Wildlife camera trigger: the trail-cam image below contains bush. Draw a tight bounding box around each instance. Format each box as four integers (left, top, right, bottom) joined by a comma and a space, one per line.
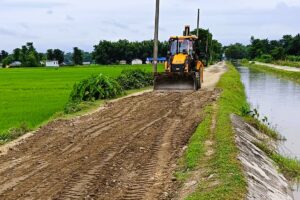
69, 74, 123, 103
241, 58, 249, 64
257, 54, 273, 63
286, 55, 300, 62
116, 69, 153, 90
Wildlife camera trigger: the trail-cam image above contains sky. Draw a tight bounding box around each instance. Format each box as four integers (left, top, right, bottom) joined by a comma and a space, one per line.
0, 0, 300, 52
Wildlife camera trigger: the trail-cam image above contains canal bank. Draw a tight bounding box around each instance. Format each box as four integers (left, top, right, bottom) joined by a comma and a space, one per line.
176, 62, 297, 199
236, 63, 300, 199
242, 62, 300, 84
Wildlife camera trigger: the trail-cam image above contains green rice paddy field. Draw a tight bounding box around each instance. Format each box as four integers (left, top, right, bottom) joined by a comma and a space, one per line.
0, 65, 161, 137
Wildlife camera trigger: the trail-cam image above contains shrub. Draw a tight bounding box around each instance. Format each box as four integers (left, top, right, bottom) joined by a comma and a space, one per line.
69, 74, 123, 103
286, 55, 300, 62
116, 69, 153, 90
241, 58, 249, 64
257, 54, 273, 63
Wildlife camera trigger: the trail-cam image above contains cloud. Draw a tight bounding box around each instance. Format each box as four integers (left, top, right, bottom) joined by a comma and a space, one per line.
0, 27, 17, 36
102, 20, 129, 30
0, 0, 300, 52
0, 27, 38, 39
47, 10, 53, 15
0, 1, 66, 9
66, 15, 74, 21
19, 23, 30, 30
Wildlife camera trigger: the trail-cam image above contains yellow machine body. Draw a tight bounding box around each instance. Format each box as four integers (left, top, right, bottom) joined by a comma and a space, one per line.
154, 30, 205, 91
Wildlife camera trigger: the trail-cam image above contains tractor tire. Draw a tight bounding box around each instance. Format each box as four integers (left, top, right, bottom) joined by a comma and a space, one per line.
194, 72, 201, 91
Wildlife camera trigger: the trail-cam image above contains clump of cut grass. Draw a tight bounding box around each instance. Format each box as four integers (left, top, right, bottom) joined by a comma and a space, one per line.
65, 69, 154, 114
116, 69, 153, 90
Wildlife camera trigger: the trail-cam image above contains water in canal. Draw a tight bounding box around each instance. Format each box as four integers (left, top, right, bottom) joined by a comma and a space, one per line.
237, 65, 300, 198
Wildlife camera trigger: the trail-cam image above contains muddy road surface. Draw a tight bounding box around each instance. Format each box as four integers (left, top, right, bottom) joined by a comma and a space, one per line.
0, 63, 225, 200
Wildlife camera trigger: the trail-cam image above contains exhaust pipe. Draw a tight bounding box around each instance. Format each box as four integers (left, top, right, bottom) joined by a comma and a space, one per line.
184, 26, 190, 36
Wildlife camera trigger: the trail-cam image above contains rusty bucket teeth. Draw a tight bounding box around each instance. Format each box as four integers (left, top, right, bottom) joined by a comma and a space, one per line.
154, 73, 195, 91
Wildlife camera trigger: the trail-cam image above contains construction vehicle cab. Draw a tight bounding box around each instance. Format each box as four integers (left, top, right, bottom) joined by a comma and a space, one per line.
154, 26, 205, 91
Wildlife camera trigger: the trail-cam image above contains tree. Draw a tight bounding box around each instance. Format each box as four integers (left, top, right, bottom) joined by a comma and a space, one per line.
64, 52, 73, 65
191, 28, 212, 64
93, 40, 169, 65
14, 42, 41, 67
26, 51, 40, 67
225, 43, 248, 60
83, 51, 93, 62
13, 48, 21, 61
53, 49, 64, 64
73, 47, 83, 65
0, 50, 9, 62
2, 55, 13, 68
271, 47, 285, 60
47, 49, 54, 60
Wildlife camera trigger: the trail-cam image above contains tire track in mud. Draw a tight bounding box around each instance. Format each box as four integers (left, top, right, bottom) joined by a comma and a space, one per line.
0, 90, 218, 200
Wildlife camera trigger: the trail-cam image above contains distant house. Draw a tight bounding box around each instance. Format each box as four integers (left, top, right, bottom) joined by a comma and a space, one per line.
9, 61, 22, 68
46, 61, 59, 67
146, 57, 167, 64
83, 62, 91, 65
131, 59, 143, 65
119, 60, 127, 65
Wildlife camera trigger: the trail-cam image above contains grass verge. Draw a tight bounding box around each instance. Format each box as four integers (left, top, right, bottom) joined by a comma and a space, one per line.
179, 62, 248, 199
0, 123, 31, 144
242, 62, 300, 84
272, 60, 300, 68
243, 116, 283, 140
255, 142, 300, 182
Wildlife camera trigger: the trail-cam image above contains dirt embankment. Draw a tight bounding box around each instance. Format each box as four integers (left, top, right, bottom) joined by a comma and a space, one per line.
0, 63, 226, 200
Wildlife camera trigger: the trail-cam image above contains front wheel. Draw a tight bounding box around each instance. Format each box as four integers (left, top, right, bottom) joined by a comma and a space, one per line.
194, 72, 201, 91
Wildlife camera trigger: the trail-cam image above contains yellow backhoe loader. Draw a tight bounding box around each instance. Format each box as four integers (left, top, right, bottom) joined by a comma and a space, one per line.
154, 26, 205, 91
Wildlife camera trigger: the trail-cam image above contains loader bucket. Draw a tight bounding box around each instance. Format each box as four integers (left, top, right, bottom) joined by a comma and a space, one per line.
154, 73, 196, 91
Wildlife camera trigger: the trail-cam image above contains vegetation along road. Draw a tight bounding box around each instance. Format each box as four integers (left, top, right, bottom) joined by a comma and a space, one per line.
254, 61, 300, 72
0, 63, 226, 199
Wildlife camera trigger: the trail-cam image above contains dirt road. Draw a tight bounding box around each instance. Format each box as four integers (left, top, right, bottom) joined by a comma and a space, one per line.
0, 63, 226, 200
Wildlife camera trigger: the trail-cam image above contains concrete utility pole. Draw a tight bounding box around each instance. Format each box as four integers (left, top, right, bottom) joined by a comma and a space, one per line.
153, 0, 160, 73
197, 9, 200, 38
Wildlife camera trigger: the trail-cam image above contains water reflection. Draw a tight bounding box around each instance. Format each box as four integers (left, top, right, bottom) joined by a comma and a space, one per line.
237, 66, 300, 198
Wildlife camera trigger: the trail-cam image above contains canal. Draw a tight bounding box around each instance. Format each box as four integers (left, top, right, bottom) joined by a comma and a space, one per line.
237, 65, 300, 198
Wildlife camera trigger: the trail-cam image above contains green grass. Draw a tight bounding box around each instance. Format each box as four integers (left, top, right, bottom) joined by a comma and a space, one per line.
244, 117, 283, 140
273, 60, 300, 68
243, 62, 300, 84
185, 106, 213, 170
255, 142, 300, 182
182, 62, 247, 199
0, 64, 162, 140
